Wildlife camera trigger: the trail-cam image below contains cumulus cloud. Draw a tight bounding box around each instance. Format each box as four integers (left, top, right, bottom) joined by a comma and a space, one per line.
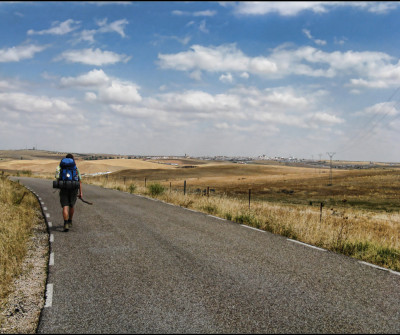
0, 92, 72, 114
60, 69, 110, 88
159, 43, 399, 85
348, 60, 400, 88
309, 112, 345, 125
219, 72, 233, 84
27, 19, 80, 35
56, 48, 131, 66
357, 101, 400, 117
60, 69, 142, 104
232, 2, 331, 16
158, 44, 277, 76
98, 81, 142, 104
0, 44, 47, 62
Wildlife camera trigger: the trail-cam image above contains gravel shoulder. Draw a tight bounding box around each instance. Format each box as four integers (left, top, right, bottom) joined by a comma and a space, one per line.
0, 209, 48, 334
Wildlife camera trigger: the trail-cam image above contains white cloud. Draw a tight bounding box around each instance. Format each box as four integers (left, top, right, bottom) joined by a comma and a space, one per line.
158, 43, 399, 85
56, 48, 131, 66
106, 85, 333, 134
240, 72, 249, 79
60, 69, 110, 88
219, 72, 233, 84
309, 112, 345, 125
0, 92, 72, 114
194, 10, 217, 17
60, 69, 142, 104
98, 81, 142, 104
233, 2, 330, 16
357, 102, 400, 117
73, 19, 129, 44
27, 19, 80, 35
172, 9, 217, 17
199, 20, 209, 33
75, 29, 97, 44
302, 29, 327, 46
158, 44, 277, 76
232, 2, 400, 16
96, 18, 129, 37
0, 44, 47, 62
150, 90, 241, 114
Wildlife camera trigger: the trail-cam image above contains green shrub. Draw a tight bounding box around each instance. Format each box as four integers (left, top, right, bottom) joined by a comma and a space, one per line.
148, 183, 165, 196
234, 213, 261, 228
202, 204, 218, 214
225, 212, 233, 221
128, 184, 137, 194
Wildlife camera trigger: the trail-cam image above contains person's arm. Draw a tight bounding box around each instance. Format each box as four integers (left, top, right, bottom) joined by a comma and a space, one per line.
55, 165, 60, 179
77, 168, 82, 198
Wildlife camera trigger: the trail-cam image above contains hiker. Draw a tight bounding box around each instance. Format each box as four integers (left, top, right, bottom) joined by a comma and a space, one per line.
55, 154, 82, 232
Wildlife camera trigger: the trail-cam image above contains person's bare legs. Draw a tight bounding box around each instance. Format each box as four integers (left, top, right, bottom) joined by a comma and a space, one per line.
62, 206, 74, 220
62, 206, 74, 231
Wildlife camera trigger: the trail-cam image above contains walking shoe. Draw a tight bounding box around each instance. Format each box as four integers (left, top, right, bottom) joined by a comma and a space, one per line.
63, 222, 69, 232
68, 219, 72, 227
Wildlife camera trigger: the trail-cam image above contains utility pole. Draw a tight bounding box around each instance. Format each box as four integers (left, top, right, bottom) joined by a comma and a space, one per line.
326, 152, 336, 186
318, 153, 323, 174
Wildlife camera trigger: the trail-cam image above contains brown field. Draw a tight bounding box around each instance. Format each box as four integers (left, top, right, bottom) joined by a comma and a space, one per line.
96, 163, 400, 213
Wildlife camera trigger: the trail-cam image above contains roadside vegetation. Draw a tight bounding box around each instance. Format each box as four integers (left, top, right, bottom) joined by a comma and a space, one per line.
0, 175, 44, 326
86, 169, 400, 272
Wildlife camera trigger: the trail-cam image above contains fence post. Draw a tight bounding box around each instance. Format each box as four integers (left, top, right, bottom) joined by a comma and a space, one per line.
320, 202, 324, 223
249, 189, 251, 210
170, 182, 172, 194
184, 180, 186, 195
145, 177, 147, 187
207, 186, 210, 197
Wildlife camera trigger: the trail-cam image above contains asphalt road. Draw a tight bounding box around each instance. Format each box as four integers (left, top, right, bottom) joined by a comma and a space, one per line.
14, 177, 400, 334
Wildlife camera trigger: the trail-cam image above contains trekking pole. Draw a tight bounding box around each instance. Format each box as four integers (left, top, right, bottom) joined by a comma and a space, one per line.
79, 196, 93, 205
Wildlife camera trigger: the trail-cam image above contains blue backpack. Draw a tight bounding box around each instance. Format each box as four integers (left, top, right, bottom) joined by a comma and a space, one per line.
59, 158, 79, 182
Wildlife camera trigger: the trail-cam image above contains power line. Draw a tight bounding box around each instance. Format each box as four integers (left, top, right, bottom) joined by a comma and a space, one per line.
334, 86, 400, 156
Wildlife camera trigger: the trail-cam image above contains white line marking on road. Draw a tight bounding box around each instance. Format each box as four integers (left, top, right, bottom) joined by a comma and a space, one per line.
50, 234, 54, 243
46, 213, 50, 218
207, 215, 226, 221
240, 224, 266, 233
48, 222, 52, 228
44, 284, 53, 308
49, 252, 54, 266
287, 239, 326, 251
358, 261, 400, 276
185, 208, 198, 213
41, 201, 44, 205
38, 197, 42, 201
43, 207, 47, 211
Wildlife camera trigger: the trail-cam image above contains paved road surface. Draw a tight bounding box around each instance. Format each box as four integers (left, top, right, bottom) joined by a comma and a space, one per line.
14, 177, 400, 333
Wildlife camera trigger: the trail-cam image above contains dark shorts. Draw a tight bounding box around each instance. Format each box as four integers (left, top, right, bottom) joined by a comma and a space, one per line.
59, 189, 78, 208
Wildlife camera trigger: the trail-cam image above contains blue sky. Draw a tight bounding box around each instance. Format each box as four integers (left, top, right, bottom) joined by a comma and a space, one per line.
1, 1, 400, 162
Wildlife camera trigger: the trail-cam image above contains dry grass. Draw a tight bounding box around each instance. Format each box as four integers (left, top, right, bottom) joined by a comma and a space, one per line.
0, 176, 42, 303
87, 169, 400, 271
